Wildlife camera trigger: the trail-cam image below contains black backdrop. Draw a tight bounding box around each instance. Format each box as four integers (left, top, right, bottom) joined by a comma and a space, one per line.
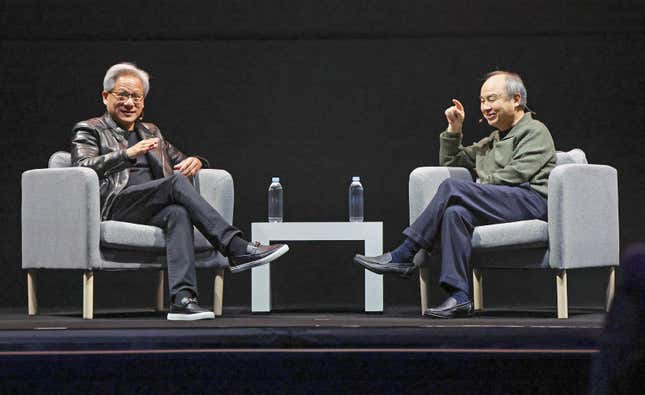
2, 1, 644, 312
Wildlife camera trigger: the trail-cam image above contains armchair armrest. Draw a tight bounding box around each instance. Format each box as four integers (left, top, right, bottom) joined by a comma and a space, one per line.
194, 169, 234, 223
409, 167, 472, 224
22, 167, 101, 270
547, 164, 619, 269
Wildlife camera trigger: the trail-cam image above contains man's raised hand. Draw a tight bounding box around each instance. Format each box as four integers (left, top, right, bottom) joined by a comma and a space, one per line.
126, 137, 159, 159
444, 99, 465, 135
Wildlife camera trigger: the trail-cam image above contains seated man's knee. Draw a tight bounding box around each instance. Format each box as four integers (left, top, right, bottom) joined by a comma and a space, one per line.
439, 177, 469, 189
444, 205, 471, 221
170, 172, 193, 188
165, 204, 190, 221
437, 178, 471, 196
171, 172, 189, 182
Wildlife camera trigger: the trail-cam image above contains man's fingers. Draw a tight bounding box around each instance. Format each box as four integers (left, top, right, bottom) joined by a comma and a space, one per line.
186, 159, 201, 176
144, 138, 159, 151
175, 160, 188, 171
183, 161, 198, 176
452, 99, 464, 111
446, 107, 462, 120
183, 161, 196, 175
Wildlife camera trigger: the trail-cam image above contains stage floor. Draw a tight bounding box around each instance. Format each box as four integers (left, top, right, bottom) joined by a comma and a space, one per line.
0, 308, 606, 393
0, 306, 605, 328
0, 307, 604, 351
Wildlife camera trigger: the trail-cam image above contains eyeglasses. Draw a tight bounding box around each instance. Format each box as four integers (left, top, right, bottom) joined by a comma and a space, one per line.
479, 94, 508, 105
110, 91, 144, 104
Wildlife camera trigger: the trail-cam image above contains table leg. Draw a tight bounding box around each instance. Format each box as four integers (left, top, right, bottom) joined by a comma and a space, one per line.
251, 236, 271, 312
364, 237, 383, 312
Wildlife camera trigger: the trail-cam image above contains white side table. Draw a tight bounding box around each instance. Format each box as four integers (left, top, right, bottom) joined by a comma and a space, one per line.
251, 222, 383, 312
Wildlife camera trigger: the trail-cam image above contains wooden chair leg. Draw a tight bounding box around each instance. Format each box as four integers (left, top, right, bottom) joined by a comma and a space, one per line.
419, 267, 430, 315
472, 269, 483, 311
606, 266, 616, 312
214, 269, 225, 317
155, 270, 165, 311
27, 270, 38, 315
556, 269, 568, 319
83, 271, 94, 319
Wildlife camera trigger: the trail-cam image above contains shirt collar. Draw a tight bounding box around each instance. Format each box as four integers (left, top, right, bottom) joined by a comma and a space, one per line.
495, 112, 532, 141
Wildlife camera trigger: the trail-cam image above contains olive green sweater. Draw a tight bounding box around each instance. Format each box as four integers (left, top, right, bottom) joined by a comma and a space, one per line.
439, 113, 556, 197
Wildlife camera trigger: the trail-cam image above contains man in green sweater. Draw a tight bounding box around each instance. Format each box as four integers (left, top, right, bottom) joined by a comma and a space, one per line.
354, 71, 556, 318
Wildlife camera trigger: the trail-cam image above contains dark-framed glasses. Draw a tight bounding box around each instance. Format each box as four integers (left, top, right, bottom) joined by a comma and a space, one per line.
110, 91, 144, 104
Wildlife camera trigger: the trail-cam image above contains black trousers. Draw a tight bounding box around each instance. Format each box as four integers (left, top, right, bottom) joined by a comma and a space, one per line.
403, 178, 548, 294
108, 173, 241, 301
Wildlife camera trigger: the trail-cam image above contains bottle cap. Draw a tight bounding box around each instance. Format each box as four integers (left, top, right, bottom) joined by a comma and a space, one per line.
352, 176, 360, 181
272, 177, 280, 182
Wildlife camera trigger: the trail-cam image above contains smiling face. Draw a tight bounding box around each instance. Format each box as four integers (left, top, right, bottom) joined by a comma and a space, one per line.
102, 73, 145, 131
479, 74, 522, 131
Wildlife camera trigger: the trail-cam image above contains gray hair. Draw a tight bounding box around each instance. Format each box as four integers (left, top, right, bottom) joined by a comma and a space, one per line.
103, 62, 150, 97
485, 71, 528, 109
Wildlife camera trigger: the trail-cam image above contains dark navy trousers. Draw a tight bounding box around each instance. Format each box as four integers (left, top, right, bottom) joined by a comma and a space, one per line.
108, 173, 241, 301
403, 178, 548, 294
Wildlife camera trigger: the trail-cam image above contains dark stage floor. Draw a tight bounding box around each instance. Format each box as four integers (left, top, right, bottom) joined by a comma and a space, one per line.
0, 307, 604, 349
0, 308, 607, 394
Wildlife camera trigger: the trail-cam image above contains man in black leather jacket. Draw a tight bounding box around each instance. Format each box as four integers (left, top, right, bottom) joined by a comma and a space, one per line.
71, 63, 289, 320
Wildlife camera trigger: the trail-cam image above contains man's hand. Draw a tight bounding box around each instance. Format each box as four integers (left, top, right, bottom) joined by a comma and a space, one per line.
126, 137, 159, 159
444, 99, 465, 135
174, 157, 202, 177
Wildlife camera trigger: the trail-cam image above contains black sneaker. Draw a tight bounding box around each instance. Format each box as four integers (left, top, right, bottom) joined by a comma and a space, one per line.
167, 297, 215, 321
229, 242, 289, 273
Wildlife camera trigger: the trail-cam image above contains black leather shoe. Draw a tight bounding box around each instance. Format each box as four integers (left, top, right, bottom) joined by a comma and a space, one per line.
167, 297, 215, 321
353, 253, 417, 278
229, 242, 289, 273
423, 296, 473, 319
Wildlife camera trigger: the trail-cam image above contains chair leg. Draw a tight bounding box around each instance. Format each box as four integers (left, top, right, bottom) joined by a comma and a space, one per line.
155, 270, 165, 311
606, 267, 616, 312
472, 269, 483, 311
83, 271, 94, 320
419, 267, 430, 314
556, 269, 568, 319
27, 270, 38, 315
214, 269, 225, 317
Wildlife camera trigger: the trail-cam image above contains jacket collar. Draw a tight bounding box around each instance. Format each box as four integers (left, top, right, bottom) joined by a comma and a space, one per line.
103, 112, 151, 139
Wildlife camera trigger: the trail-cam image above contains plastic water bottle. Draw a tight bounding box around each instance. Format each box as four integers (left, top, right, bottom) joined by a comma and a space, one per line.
268, 177, 283, 223
349, 176, 364, 222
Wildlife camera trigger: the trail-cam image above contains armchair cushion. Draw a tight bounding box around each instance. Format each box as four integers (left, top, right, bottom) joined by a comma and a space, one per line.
472, 219, 548, 250
100, 221, 212, 252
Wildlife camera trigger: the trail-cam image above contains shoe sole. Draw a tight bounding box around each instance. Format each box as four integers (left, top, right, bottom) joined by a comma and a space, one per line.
353, 256, 416, 279
167, 311, 215, 321
423, 306, 473, 319
230, 244, 290, 274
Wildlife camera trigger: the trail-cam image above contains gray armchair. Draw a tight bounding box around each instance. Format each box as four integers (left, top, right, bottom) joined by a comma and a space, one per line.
409, 149, 619, 318
22, 151, 234, 319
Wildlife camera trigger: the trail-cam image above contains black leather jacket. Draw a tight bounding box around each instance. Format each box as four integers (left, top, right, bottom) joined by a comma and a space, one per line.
71, 113, 209, 219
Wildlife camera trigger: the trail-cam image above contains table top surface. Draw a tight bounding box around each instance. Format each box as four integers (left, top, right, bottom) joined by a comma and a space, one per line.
251, 221, 383, 241
252, 221, 382, 225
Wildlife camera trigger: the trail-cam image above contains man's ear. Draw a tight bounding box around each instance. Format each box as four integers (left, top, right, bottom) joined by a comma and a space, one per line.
101, 91, 109, 106
513, 93, 522, 110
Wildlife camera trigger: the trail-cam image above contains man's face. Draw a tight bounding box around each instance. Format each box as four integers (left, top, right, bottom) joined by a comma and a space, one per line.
102, 74, 145, 131
479, 74, 519, 131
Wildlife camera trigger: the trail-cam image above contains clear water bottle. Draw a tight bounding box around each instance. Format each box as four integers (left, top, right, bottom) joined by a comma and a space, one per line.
268, 177, 283, 223
349, 176, 364, 222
